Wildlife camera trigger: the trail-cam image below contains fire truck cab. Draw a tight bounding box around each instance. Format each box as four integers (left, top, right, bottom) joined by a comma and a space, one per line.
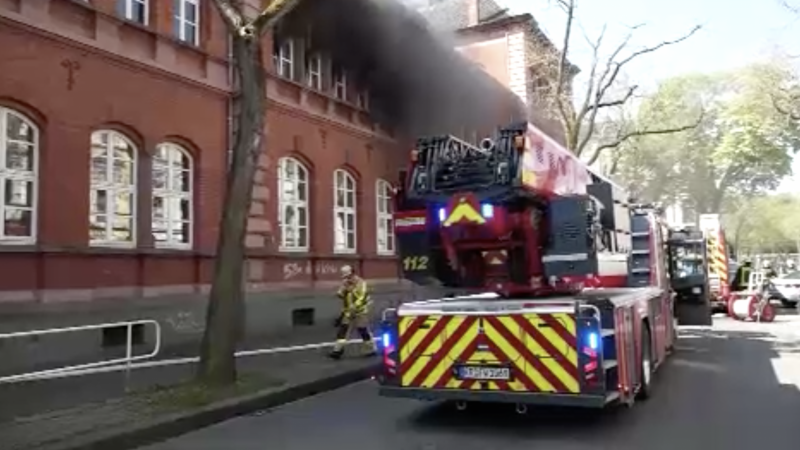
377, 122, 708, 410
667, 226, 713, 325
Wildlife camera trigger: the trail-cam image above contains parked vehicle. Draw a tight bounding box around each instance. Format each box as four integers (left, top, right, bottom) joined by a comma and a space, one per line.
768, 271, 800, 308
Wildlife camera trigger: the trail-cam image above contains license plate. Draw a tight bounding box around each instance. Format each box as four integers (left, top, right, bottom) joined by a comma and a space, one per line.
456, 365, 511, 381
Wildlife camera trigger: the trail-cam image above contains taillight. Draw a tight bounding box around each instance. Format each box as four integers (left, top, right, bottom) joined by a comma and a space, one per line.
581, 322, 602, 387
380, 330, 398, 376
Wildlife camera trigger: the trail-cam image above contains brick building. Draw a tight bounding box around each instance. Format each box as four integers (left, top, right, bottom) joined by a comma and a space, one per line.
0, 0, 577, 373
0, 0, 405, 304
416, 0, 576, 143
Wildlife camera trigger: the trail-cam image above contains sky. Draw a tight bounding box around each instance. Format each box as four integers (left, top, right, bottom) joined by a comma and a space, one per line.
499, 0, 800, 192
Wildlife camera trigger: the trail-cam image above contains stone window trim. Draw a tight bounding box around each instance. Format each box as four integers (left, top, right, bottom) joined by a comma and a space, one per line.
152, 142, 193, 250
376, 179, 394, 255
118, 0, 149, 26
332, 65, 347, 101
333, 169, 357, 254
173, 0, 200, 46
273, 38, 295, 80
89, 130, 138, 248
277, 156, 309, 252
0, 107, 38, 244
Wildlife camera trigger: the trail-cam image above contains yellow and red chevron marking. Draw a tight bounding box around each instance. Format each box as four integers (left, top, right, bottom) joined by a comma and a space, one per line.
707, 235, 729, 282
397, 314, 580, 393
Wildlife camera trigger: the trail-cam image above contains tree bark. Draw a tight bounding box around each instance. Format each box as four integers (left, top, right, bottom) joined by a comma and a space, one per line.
197, 34, 266, 386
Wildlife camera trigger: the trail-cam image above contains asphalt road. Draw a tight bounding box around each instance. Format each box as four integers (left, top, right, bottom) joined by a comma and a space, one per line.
145, 313, 800, 450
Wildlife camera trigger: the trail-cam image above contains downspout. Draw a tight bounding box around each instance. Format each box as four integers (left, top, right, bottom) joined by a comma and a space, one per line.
504, 30, 512, 121
226, 34, 234, 167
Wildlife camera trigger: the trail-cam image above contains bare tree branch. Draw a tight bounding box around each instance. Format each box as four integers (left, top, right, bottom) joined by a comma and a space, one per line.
587, 24, 700, 120
572, 24, 606, 146
588, 85, 638, 111
585, 111, 705, 165
209, 0, 246, 31
553, 0, 576, 141
211, 0, 304, 38
543, 7, 700, 158
782, 0, 800, 14
249, 0, 305, 36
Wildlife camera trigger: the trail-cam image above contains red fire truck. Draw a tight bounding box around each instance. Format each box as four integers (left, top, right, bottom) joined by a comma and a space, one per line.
376, 121, 710, 410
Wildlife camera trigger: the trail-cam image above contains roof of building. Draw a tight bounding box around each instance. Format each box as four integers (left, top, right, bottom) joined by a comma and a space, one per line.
413, 0, 510, 31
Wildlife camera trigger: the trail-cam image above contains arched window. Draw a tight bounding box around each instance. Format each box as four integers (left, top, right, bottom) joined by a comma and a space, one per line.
90, 130, 136, 246
333, 169, 356, 253
278, 157, 309, 251
376, 179, 394, 254
153, 143, 192, 248
0, 107, 38, 242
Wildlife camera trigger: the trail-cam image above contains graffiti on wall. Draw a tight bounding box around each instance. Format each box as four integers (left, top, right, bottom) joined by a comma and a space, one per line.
282, 261, 345, 280
164, 311, 203, 334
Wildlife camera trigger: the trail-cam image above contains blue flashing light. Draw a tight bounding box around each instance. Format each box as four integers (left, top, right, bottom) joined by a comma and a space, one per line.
587, 332, 599, 350
481, 203, 494, 218
382, 332, 391, 349
438, 208, 446, 222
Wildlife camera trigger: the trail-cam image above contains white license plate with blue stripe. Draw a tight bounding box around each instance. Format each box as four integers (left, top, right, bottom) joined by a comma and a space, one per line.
457, 365, 510, 380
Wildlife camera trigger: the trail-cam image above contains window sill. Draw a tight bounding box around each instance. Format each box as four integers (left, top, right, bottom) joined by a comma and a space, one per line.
279, 246, 309, 253
0, 238, 35, 246
90, 241, 136, 249
333, 249, 357, 255
270, 73, 374, 115
154, 243, 193, 251
376, 251, 396, 257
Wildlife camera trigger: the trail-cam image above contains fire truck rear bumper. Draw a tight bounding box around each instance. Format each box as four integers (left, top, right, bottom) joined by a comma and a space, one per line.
378, 385, 610, 408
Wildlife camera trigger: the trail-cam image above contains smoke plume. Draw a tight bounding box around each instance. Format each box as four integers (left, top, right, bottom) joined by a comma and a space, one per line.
280, 0, 527, 140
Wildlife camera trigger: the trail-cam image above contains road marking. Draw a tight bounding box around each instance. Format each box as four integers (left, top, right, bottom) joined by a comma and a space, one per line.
671, 358, 726, 373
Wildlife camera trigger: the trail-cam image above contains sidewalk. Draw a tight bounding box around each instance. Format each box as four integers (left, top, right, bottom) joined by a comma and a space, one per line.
0, 282, 441, 377
0, 326, 379, 450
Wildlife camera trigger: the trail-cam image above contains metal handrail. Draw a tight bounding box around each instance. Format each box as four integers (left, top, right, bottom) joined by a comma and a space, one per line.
381, 308, 398, 322
0, 319, 162, 384
0, 336, 376, 383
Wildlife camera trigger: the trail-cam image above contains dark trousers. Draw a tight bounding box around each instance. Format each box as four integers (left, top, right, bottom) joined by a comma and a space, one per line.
332, 313, 375, 353
335, 323, 373, 342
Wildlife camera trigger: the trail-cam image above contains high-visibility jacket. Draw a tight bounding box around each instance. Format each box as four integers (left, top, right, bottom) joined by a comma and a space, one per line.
337, 276, 371, 317
732, 265, 751, 291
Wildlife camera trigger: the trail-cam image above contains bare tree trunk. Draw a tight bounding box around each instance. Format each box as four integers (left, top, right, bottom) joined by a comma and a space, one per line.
197, 34, 266, 386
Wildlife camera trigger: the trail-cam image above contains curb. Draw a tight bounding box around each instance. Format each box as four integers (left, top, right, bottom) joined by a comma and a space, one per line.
44, 363, 379, 450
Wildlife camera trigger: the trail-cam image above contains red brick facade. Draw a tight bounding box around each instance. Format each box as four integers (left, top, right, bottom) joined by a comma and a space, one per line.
0, 0, 403, 303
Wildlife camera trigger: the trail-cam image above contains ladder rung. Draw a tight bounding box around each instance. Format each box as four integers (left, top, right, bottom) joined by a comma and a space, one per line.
631, 249, 650, 255
631, 232, 649, 237
601, 329, 615, 337
631, 268, 650, 273
603, 359, 618, 370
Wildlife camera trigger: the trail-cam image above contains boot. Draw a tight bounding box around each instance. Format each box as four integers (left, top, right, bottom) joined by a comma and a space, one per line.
328, 348, 344, 360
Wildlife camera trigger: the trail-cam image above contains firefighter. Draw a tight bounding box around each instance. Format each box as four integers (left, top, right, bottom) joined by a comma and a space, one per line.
762, 261, 778, 279
329, 265, 377, 360
732, 259, 752, 291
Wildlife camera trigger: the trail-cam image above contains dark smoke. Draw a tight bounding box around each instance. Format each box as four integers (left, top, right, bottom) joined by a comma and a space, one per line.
280, 0, 527, 140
